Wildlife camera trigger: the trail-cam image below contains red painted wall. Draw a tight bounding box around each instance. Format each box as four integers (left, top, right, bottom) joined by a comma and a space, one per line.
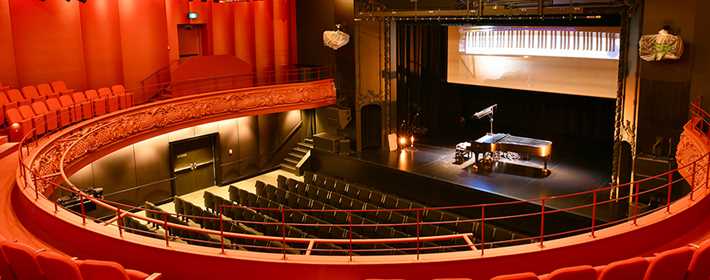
9, 0, 87, 89
0, 0, 18, 88
212, 3, 235, 56
118, 0, 169, 90
234, 1, 255, 70
273, 0, 291, 67
80, 0, 124, 89
253, 0, 275, 79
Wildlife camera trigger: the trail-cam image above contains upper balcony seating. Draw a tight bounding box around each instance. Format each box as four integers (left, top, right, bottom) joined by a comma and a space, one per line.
492, 241, 710, 280
111, 85, 134, 109
71, 91, 94, 120
18, 104, 46, 136
6, 89, 26, 105
59, 94, 83, 122
45, 97, 72, 128
21, 86, 43, 102
5, 107, 33, 139
84, 90, 107, 116
36, 84, 58, 98
32, 101, 59, 132
98, 88, 120, 113
50, 81, 74, 95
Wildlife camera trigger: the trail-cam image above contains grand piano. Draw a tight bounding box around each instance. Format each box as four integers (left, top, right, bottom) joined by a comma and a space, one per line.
465, 133, 552, 176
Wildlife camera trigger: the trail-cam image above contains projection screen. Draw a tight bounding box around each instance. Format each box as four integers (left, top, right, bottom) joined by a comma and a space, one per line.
447, 25, 621, 99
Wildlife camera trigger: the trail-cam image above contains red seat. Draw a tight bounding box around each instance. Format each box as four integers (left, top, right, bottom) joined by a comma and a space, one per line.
85, 90, 107, 116
46, 97, 72, 127
5, 107, 32, 141
21, 86, 43, 102
686, 240, 710, 280
541, 265, 596, 280
598, 257, 649, 280
644, 246, 694, 280
36, 251, 83, 280
0, 91, 10, 125
19, 104, 46, 136
0, 241, 45, 280
72, 91, 94, 120
59, 94, 83, 122
51, 80, 74, 95
491, 272, 540, 280
78, 260, 132, 280
6, 89, 26, 104
32, 101, 58, 132
99, 88, 120, 112
111, 84, 133, 109
0, 241, 15, 280
37, 83, 58, 97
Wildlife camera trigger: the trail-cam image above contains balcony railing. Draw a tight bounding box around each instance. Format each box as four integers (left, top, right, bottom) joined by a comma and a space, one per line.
16, 101, 710, 259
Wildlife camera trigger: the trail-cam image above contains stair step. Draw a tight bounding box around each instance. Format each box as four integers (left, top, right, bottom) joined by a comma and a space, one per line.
298, 142, 314, 149
284, 158, 299, 165
304, 138, 314, 143
280, 163, 297, 174
288, 152, 304, 158
293, 147, 309, 154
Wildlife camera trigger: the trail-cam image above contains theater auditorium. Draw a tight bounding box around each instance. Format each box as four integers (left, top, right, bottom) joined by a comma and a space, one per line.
0, 0, 709, 279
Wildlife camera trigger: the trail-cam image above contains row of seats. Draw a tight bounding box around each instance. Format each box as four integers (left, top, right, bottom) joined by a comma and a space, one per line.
491, 239, 710, 280
142, 201, 222, 248
1, 82, 134, 141
0, 240, 160, 280
294, 173, 523, 244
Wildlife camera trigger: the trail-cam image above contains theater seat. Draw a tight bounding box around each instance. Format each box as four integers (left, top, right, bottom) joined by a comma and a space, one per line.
5, 107, 33, 140
111, 84, 134, 109
78, 259, 133, 280
21, 86, 43, 102
6, 89, 26, 104
19, 104, 46, 136
99, 87, 120, 112
36, 251, 83, 280
51, 80, 74, 94
0, 241, 45, 280
0, 91, 10, 125
72, 91, 94, 120
597, 257, 649, 280
686, 241, 710, 280
46, 97, 72, 127
491, 272, 540, 280
643, 246, 694, 280
0, 242, 15, 280
84, 89, 107, 116
60, 94, 83, 122
37, 83, 58, 98
541, 265, 596, 280
32, 101, 58, 131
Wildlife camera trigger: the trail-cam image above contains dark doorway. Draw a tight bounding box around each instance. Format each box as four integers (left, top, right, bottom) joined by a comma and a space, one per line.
169, 134, 217, 196
178, 24, 207, 60
361, 104, 382, 150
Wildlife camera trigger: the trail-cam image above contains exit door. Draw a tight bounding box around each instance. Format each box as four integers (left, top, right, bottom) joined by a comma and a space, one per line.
169, 134, 217, 196
178, 24, 206, 60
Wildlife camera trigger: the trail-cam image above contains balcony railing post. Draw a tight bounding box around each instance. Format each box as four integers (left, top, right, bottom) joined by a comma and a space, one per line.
705, 153, 710, 190
591, 191, 597, 238
31, 170, 38, 200
79, 193, 86, 225
539, 198, 545, 248
281, 207, 287, 260
480, 206, 485, 256
163, 213, 169, 247
348, 212, 353, 262
117, 208, 123, 237
666, 172, 674, 213
416, 209, 421, 260
220, 205, 225, 254
691, 161, 697, 201
633, 182, 640, 225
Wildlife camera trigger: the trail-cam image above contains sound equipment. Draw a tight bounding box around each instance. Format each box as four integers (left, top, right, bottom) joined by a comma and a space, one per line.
317, 106, 352, 132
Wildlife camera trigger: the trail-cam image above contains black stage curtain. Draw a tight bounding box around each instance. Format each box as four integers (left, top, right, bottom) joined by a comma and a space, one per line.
396, 23, 615, 150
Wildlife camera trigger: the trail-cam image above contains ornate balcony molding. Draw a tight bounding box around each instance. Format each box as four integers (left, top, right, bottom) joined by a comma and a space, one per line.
30, 79, 336, 195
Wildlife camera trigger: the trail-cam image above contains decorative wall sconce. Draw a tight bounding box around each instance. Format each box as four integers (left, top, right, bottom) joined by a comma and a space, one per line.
323, 24, 350, 50
639, 29, 684, 62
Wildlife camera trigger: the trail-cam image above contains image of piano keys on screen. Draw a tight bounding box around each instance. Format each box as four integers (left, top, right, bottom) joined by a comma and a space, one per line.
467, 133, 552, 178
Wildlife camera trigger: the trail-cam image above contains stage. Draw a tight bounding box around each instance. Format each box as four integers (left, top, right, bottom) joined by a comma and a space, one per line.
311, 141, 636, 236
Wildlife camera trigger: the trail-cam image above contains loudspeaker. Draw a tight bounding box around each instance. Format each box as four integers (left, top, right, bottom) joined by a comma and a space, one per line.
317, 106, 352, 133
313, 132, 339, 153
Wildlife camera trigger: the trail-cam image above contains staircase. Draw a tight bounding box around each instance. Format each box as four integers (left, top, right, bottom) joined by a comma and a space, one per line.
280, 138, 313, 176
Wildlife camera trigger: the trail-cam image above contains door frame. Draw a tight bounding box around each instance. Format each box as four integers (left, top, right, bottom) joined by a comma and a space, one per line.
168, 133, 219, 197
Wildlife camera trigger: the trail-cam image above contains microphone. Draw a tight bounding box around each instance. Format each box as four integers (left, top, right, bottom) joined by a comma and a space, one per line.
473, 104, 497, 119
